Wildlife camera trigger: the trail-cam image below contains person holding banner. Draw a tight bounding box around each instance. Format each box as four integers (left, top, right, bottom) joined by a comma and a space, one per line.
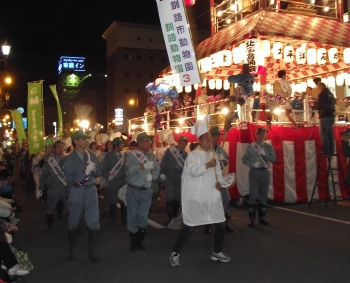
64, 130, 102, 263
39, 140, 68, 232
101, 137, 127, 225
125, 132, 160, 251
160, 136, 188, 223
169, 115, 230, 267
242, 127, 276, 228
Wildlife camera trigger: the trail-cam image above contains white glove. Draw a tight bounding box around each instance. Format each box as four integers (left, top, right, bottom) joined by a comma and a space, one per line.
144, 161, 154, 169
160, 174, 166, 181
108, 175, 113, 181
252, 162, 261, 168
85, 162, 96, 175
218, 154, 226, 161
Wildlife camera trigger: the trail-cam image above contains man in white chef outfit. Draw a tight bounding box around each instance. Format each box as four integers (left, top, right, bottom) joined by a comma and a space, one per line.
169, 114, 231, 267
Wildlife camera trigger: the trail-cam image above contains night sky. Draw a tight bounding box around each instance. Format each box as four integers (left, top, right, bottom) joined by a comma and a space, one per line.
0, 0, 211, 108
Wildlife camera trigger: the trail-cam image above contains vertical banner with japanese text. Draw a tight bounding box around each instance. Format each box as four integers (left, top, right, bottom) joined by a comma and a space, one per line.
49, 85, 63, 136
11, 110, 26, 141
156, 0, 200, 86
27, 82, 44, 155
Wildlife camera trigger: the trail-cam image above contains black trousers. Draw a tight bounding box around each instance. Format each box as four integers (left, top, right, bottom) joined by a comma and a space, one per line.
0, 241, 17, 269
173, 221, 225, 254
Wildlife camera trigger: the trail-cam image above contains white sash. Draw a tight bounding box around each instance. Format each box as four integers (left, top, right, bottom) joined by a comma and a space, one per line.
109, 152, 124, 180
169, 146, 185, 169
48, 156, 67, 186
130, 150, 149, 164
250, 142, 269, 168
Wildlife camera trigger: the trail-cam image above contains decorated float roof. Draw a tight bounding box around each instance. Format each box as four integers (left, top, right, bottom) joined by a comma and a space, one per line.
160, 10, 350, 82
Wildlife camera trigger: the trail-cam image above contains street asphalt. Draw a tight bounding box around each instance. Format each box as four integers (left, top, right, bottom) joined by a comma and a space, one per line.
9, 171, 350, 283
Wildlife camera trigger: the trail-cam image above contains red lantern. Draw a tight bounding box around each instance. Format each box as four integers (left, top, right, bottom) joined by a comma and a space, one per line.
185, 0, 195, 6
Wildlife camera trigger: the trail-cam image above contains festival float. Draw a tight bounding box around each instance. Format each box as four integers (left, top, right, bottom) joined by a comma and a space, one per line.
129, 0, 350, 203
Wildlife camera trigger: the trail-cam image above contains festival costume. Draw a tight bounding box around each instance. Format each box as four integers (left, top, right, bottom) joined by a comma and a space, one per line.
272, 78, 293, 122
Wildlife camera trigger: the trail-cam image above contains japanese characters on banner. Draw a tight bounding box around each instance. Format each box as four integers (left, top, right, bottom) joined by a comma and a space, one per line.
246, 38, 258, 73
27, 82, 44, 155
156, 0, 201, 86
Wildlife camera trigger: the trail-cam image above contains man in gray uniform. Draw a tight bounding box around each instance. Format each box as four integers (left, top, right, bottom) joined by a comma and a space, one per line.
125, 132, 160, 251
206, 126, 234, 234
101, 137, 127, 224
160, 136, 188, 223
242, 128, 276, 227
39, 140, 68, 232
64, 130, 102, 262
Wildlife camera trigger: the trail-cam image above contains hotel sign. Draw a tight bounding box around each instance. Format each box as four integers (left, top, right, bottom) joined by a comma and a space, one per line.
58, 56, 85, 74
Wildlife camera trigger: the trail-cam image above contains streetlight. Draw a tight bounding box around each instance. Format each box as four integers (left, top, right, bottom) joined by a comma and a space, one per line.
1, 39, 10, 68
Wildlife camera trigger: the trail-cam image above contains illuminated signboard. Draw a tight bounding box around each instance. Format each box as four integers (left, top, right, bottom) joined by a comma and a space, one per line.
12, 117, 27, 129
114, 108, 123, 126
58, 56, 85, 74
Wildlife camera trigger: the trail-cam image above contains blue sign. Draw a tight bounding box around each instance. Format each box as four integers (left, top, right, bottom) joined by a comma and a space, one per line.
58, 56, 85, 74
12, 118, 27, 129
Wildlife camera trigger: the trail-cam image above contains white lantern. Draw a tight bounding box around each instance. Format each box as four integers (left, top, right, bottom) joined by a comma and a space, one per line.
345, 73, 350, 85
202, 79, 207, 87
253, 82, 257, 91
185, 85, 192, 93
321, 78, 328, 86
208, 79, 215, 89
307, 48, 317, 65
295, 47, 307, 64
232, 47, 242, 64
266, 83, 272, 92
328, 47, 339, 64
272, 42, 283, 60
215, 79, 223, 90
336, 74, 344, 86
262, 40, 271, 57
200, 57, 212, 73
300, 81, 307, 91
327, 76, 335, 88
194, 83, 198, 90
344, 48, 350, 64
307, 78, 315, 88
317, 48, 327, 65
210, 52, 222, 69
222, 50, 233, 67
284, 45, 294, 63
176, 85, 183, 93
256, 82, 261, 91
223, 80, 230, 90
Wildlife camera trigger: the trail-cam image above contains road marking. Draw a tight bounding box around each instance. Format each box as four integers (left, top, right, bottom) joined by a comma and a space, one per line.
148, 219, 166, 229
271, 206, 350, 225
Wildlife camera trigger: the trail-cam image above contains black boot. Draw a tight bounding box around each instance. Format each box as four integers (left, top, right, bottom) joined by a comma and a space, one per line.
137, 229, 146, 250
248, 204, 256, 228
172, 200, 180, 218
120, 202, 127, 225
67, 230, 78, 261
129, 232, 138, 251
110, 204, 117, 224
57, 200, 64, 219
225, 219, 234, 233
258, 204, 269, 226
166, 201, 173, 223
46, 214, 53, 232
88, 229, 102, 263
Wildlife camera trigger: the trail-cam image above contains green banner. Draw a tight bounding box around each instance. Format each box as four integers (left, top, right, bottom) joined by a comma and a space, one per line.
10, 110, 26, 141
27, 82, 44, 155
49, 85, 63, 136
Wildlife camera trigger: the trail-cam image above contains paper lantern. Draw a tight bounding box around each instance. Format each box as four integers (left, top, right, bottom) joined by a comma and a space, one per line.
194, 83, 198, 90
239, 43, 247, 63
202, 79, 207, 87
295, 48, 306, 64
262, 40, 271, 57
345, 73, 350, 85
307, 48, 317, 65
317, 48, 327, 65
321, 78, 328, 86
232, 47, 242, 64
307, 78, 315, 88
327, 76, 335, 88
290, 83, 296, 94
266, 83, 272, 92
208, 79, 215, 90
223, 80, 230, 90
336, 74, 344, 86
221, 50, 233, 67
176, 85, 183, 93
256, 82, 261, 91
253, 82, 257, 91
284, 45, 294, 63
200, 57, 212, 73
185, 85, 192, 93
184, 0, 195, 6
215, 79, 223, 90
300, 81, 307, 91
272, 42, 283, 60
328, 48, 339, 64
344, 48, 350, 64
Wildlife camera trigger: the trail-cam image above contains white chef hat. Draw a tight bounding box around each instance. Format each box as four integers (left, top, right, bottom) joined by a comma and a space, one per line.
191, 114, 210, 139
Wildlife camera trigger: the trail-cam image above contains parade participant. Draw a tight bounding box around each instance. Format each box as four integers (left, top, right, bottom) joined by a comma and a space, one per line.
169, 115, 231, 267
272, 69, 293, 122
193, 86, 209, 115
204, 127, 233, 234
160, 136, 188, 223
31, 151, 45, 199
125, 132, 160, 251
39, 140, 69, 232
312, 77, 321, 99
101, 137, 127, 224
228, 63, 255, 122
242, 128, 276, 227
100, 140, 113, 215
64, 130, 102, 263
315, 82, 336, 155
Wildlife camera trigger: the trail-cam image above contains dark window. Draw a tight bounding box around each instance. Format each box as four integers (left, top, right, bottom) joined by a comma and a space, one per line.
125, 88, 130, 94
124, 72, 130, 78
136, 73, 142, 78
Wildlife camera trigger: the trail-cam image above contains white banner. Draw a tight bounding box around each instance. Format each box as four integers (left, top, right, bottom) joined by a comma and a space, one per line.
156, 0, 200, 86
